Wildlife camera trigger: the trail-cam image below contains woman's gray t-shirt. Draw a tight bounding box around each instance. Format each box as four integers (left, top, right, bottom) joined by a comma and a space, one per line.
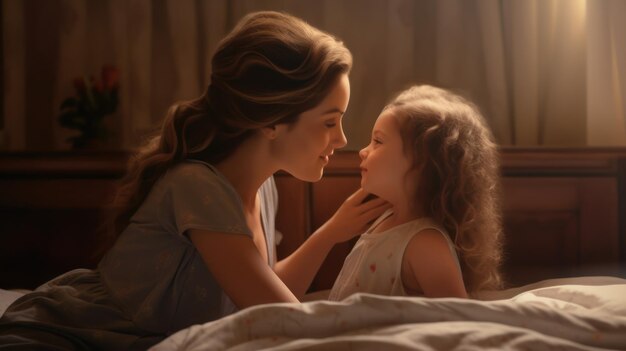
0, 160, 278, 349
100, 160, 278, 332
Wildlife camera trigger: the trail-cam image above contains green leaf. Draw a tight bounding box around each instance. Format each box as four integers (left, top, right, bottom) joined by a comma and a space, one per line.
60, 97, 78, 109
59, 112, 86, 130
58, 111, 77, 124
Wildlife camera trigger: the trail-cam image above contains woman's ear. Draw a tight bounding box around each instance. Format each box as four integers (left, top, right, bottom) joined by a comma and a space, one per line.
261, 125, 278, 140
261, 124, 288, 140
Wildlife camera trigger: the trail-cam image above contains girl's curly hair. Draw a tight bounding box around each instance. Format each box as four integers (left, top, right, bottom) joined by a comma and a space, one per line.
386, 85, 504, 293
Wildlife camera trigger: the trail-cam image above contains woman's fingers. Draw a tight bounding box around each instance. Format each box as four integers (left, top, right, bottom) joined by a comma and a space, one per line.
346, 188, 369, 204
357, 196, 388, 213
360, 201, 391, 223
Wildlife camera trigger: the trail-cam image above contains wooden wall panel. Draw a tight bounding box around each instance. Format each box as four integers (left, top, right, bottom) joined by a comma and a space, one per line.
0, 177, 117, 289
0, 208, 103, 288
310, 176, 361, 291
0, 178, 117, 208
500, 177, 621, 285
578, 178, 620, 264
1, 149, 625, 291
502, 212, 579, 284
274, 174, 310, 261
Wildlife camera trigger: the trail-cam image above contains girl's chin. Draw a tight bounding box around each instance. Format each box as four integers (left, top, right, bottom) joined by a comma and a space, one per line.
360, 179, 367, 189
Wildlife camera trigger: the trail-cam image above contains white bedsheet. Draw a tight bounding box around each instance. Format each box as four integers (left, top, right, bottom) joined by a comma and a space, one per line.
152, 276, 626, 351
0, 289, 25, 316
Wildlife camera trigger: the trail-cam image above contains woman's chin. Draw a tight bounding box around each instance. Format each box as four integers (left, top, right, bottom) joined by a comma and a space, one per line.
288, 168, 324, 183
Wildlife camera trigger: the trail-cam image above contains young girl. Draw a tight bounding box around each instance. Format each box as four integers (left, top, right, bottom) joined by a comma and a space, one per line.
329, 85, 503, 301
0, 11, 388, 350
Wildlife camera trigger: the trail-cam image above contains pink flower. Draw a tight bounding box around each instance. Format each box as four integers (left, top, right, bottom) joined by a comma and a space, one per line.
59, 65, 120, 149
101, 65, 120, 90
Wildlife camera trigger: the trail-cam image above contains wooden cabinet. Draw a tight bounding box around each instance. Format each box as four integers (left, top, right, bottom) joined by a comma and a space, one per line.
1, 149, 625, 290
0, 152, 124, 289
501, 177, 620, 285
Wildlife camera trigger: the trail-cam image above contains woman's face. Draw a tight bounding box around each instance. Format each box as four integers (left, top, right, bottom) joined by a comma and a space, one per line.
271, 74, 350, 181
359, 110, 412, 202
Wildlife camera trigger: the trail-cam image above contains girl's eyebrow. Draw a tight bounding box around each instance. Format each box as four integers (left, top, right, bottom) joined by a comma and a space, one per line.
322, 107, 345, 115
372, 130, 385, 141
373, 130, 385, 137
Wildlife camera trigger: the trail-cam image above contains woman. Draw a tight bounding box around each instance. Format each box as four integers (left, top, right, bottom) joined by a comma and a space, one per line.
0, 11, 389, 350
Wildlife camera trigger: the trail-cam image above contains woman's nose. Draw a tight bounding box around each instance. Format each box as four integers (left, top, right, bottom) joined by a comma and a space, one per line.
334, 124, 348, 149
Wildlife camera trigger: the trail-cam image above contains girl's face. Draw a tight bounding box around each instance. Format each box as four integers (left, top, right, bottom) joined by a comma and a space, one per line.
359, 110, 412, 202
271, 74, 350, 181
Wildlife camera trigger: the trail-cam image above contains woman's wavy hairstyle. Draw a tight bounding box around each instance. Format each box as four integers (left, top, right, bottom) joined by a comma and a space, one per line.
385, 85, 503, 293
99, 11, 352, 254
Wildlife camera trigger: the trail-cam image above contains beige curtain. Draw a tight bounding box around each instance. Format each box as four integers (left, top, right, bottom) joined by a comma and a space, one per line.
587, 0, 626, 145
1, 0, 623, 150
1, 0, 231, 150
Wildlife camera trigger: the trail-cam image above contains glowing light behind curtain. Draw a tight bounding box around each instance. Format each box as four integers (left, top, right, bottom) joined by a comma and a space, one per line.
587, 0, 626, 145
501, 0, 587, 145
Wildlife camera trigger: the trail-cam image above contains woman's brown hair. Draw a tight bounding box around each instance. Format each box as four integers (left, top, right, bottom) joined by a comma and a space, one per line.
386, 85, 503, 293
98, 11, 352, 255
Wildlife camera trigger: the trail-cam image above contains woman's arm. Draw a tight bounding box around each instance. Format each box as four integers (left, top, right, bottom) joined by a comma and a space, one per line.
274, 188, 390, 298
189, 229, 299, 308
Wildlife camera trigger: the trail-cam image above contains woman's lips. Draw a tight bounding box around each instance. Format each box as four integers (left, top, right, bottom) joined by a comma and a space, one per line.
320, 151, 334, 163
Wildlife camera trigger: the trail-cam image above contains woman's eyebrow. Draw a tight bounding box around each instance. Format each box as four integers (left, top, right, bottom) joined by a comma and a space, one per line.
322, 107, 345, 115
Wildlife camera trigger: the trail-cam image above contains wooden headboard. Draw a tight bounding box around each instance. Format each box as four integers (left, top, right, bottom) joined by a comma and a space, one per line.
1, 148, 625, 290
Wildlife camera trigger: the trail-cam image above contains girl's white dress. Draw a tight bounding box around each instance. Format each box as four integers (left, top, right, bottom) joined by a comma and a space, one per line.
329, 209, 461, 301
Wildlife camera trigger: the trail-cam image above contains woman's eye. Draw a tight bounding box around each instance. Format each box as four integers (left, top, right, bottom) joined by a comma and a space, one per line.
325, 123, 337, 128
373, 139, 382, 144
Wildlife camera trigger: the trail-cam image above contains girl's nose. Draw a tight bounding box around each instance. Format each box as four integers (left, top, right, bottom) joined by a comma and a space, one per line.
359, 146, 368, 160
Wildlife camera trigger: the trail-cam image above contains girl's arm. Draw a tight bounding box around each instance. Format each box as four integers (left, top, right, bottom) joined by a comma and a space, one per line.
274, 188, 390, 298
189, 229, 299, 307
404, 229, 468, 298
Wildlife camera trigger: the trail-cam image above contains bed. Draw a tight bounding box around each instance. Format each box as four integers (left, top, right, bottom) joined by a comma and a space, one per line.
2, 277, 625, 350
148, 276, 626, 351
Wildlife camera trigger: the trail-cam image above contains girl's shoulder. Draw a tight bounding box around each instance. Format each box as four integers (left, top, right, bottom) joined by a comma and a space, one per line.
405, 219, 456, 254
406, 227, 451, 248
366, 213, 446, 238
408, 217, 448, 235
403, 220, 462, 270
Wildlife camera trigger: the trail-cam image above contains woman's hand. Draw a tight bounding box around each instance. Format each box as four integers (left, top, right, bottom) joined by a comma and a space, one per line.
275, 188, 390, 296
317, 188, 391, 244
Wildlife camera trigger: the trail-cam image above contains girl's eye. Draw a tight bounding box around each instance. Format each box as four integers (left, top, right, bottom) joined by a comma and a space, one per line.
373, 139, 382, 145
325, 123, 337, 128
